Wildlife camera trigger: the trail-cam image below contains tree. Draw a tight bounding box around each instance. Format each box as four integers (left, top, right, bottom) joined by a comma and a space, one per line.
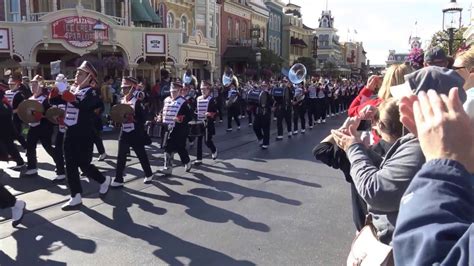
430, 27, 467, 55
321, 61, 339, 78
294, 57, 317, 76
260, 49, 284, 75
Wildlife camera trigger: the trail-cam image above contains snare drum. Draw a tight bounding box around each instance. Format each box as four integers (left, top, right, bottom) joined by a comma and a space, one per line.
188, 120, 205, 137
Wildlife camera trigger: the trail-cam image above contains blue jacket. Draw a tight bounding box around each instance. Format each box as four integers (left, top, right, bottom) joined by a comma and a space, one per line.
393, 159, 473, 266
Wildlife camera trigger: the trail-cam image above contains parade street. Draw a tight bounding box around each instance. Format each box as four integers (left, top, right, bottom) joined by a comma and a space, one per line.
0, 116, 354, 265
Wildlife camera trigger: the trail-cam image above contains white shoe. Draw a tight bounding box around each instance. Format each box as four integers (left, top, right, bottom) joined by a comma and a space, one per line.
143, 175, 154, 184
249, 123, 253, 126
212, 150, 218, 160
219, 120, 223, 123
241, 115, 246, 119
273, 117, 277, 121
99, 176, 111, 196
261, 145, 268, 149
53, 174, 66, 182
237, 126, 241, 130
276, 136, 283, 140
309, 126, 313, 129
110, 179, 124, 188
11, 200, 26, 228
160, 167, 172, 175
293, 130, 298, 135
322, 119, 326, 123
61, 194, 82, 211
226, 128, 232, 132
301, 129, 306, 133
98, 153, 107, 161
185, 163, 192, 172
317, 119, 321, 124
24, 168, 37, 176
194, 160, 202, 166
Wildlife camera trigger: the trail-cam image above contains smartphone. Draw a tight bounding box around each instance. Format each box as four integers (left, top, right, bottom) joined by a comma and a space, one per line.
357, 120, 372, 131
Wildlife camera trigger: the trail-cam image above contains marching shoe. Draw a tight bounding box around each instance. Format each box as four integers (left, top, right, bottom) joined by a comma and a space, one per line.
98, 153, 107, 161
276, 136, 283, 141
143, 175, 154, 184
322, 119, 326, 123
193, 160, 202, 166
293, 130, 299, 135
288, 132, 292, 138
185, 163, 192, 172
24, 168, 38, 176
248, 123, 253, 126
160, 167, 172, 176
99, 176, 111, 196
212, 150, 218, 160
317, 119, 321, 124
9, 164, 25, 171
301, 129, 306, 134
261, 145, 268, 149
309, 126, 313, 129
219, 120, 223, 123
241, 115, 246, 119
258, 139, 263, 146
226, 128, 232, 132
237, 126, 241, 130
273, 117, 277, 121
11, 200, 26, 228
52, 174, 66, 182
61, 194, 82, 211
110, 178, 124, 188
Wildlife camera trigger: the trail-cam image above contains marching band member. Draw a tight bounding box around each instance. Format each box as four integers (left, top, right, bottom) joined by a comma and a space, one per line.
194, 80, 218, 165
0, 83, 24, 169
225, 82, 241, 132
315, 80, 328, 124
60, 61, 111, 210
251, 82, 272, 149
111, 77, 153, 187
0, 184, 26, 228
274, 78, 294, 140
307, 78, 318, 129
182, 79, 197, 147
5, 75, 28, 150
292, 82, 306, 135
24, 75, 56, 176
48, 74, 69, 182
157, 81, 193, 175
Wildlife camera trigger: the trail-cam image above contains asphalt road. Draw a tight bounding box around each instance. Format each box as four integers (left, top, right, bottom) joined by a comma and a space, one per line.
0, 114, 355, 265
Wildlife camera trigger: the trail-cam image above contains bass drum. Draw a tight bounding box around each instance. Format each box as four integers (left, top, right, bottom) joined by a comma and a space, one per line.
247, 89, 269, 107
271, 87, 289, 103
188, 120, 205, 137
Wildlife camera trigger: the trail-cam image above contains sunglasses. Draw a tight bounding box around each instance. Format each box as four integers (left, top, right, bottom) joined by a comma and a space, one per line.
452, 66, 466, 71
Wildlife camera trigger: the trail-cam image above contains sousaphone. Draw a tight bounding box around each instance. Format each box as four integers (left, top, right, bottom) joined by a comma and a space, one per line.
45, 106, 65, 124
17, 100, 44, 123
110, 104, 134, 123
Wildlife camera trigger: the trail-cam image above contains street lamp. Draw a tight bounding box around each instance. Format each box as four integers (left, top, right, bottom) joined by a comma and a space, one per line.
93, 19, 107, 82
256, 51, 262, 81
442, 0, 463, 55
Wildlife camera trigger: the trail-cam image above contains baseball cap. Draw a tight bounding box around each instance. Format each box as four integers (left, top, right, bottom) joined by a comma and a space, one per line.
424, 47, 448, 64
390, 66, 467, 102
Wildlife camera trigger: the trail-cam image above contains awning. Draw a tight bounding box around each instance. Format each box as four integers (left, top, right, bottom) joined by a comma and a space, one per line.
290, 37, 307, 47
142, 0, 161, 24
223, 47, 254, 61
131, 0, 152, 23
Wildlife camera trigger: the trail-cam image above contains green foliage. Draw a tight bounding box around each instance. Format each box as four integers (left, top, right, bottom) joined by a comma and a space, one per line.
430, 27, 467, 55
321, 61, 340, 78
294, 57, 317, 76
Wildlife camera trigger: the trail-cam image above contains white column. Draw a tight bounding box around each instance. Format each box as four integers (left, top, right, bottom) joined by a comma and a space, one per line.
124, 0, 130, 26
25, 0, 31, 21
101, 0, 105, 14
53, 0, 58, 11
27, 67, 32, 79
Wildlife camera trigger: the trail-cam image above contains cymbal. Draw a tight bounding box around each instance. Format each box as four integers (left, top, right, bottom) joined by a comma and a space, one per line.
110, 104, 134, 123
17, 100, 44, 123
45, 106, 65, 124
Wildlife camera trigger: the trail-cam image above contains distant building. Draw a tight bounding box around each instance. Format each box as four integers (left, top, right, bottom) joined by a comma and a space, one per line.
341, 41, 368, 79
282, 3, 313, 67
265, 0, 285, 56
386, 36, 421, 67
314, 10, 346, 74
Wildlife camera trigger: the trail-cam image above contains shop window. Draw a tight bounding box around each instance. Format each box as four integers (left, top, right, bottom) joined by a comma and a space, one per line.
235, 20, 240, 40
181, 16, 187, 34
104, 0, 116, 16
210, 14, 215, 38
227, 17, 233, 40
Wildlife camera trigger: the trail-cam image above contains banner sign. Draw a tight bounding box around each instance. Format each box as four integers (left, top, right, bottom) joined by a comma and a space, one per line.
0, 28, 10, 51
52, 16, 109, 48
145, 34, 166, 55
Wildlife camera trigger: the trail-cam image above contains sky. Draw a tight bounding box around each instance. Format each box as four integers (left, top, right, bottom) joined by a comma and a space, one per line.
282, 0, 473, 65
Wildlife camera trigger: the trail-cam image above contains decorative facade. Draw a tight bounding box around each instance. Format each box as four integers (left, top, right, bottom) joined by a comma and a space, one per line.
341, 41, 367, 78
282, 3, 310, 66
314, 10, 343, 68
0, 0, 217, 85
264, 0, 284, 57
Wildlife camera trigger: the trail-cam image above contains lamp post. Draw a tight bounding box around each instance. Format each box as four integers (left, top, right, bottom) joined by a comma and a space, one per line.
93, 19, 107, 82
251, 26, 262, 80
256, 51, 262, 81
442, 0, 463, 56
312, 35, 319, 74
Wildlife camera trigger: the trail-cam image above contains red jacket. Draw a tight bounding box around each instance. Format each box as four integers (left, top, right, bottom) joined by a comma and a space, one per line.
348, 86, 383, 144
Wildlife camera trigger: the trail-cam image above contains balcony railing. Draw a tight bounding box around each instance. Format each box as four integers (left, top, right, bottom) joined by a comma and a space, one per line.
27, 12, 126, 26
28, 12, 49, 22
